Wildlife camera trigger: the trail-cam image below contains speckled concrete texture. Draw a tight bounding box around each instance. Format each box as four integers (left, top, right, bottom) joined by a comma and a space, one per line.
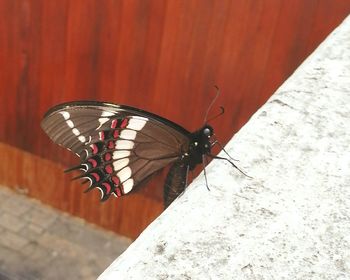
99, 15, 350, 280
0, 186, 131, 280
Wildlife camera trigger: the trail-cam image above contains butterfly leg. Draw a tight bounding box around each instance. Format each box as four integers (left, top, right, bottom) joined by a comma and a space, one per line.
211, 135, 239, 161
208, 154, 252, 178
202, 155, 211, 191
185, 164, 190, 189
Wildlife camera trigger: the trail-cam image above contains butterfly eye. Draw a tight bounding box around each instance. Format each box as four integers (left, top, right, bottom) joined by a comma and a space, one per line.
203, 127, 211, 136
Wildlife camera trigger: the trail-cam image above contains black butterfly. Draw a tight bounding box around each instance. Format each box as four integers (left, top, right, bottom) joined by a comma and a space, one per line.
41, 100, 248, 208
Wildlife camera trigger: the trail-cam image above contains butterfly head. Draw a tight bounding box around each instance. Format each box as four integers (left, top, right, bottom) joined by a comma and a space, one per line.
201, 125, 214, 150
187, 125, 214, 170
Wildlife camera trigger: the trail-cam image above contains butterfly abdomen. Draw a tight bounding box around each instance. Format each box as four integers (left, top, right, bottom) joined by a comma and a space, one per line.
163, 160, 188, 208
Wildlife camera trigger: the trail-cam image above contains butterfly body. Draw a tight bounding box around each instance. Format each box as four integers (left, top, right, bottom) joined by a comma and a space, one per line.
41, 101, 215, 207
163, 125, 213, 207
186, 125, 213, 170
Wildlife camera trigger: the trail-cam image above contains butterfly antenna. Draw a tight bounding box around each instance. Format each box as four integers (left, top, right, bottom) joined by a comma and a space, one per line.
202, 155, 211, 191
206, 106, 225, 123
204, 85, 221, 124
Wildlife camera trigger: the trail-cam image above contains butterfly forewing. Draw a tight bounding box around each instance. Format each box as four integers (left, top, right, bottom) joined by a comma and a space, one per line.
41, 101, 190, 200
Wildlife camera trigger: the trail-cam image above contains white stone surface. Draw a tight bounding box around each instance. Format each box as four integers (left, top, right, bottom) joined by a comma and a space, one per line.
99, 16, 350, 280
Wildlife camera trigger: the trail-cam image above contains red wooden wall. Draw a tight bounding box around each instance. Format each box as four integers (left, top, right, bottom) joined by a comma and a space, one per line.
0, 0, 349, 238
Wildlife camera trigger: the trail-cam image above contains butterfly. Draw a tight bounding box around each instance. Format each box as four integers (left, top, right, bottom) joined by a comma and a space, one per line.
41, 99, 248, 208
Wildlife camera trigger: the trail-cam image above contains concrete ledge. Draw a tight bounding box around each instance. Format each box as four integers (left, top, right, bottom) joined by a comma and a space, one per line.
99, 15, 350, 279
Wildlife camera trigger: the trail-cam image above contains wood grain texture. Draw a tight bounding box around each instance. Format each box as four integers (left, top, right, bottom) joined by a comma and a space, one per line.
0, 0, 349, 237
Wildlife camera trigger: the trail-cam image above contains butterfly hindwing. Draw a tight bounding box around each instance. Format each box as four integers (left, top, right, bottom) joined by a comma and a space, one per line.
41, 101, 190, 200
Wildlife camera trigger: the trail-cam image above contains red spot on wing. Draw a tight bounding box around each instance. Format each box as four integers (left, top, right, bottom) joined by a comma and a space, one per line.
104, 153, 112, 161
120, 118, 128, 128
111, 119, 118, 129
105, 165, 113, 174
112, 176, 120, 186
88, 158, 97, 168
108, 141, 114, 149
90, 144, 98, 154
115, 187, 121, 197
91, 172, 100, 181
113, 130, 119, 139
102, 182, 111, 194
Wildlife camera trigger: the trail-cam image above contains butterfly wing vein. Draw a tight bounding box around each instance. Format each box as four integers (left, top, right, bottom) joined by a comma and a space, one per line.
41, 102, 190, 201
